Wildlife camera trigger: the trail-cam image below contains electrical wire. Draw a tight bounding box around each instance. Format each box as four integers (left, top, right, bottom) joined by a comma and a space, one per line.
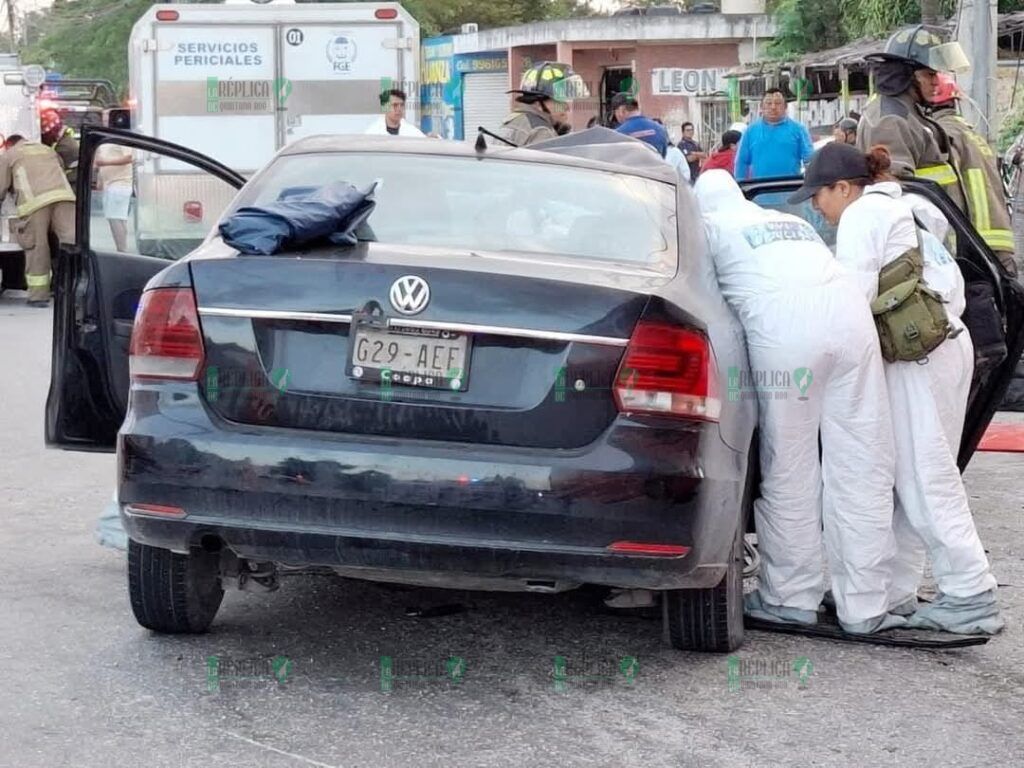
960, 89, 994, 133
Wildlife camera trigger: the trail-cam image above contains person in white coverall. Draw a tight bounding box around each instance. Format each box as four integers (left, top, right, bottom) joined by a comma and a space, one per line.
694, 169, 906, 634
790, 142, 1002, 634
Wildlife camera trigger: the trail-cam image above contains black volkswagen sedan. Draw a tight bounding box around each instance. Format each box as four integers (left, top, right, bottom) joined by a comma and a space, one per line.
46, 127, 1023, 653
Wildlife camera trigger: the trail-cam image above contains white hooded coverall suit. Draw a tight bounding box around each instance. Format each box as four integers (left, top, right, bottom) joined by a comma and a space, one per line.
694, 170, 898, 630
834, 183, 999, 630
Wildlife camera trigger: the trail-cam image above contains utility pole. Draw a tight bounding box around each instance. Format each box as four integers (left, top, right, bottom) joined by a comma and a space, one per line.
919, 0, 941, 26
2, 0, 15, 53
958, 0, 999, 142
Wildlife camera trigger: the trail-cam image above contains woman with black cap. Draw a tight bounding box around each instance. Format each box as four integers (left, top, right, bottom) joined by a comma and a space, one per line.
788, 142, 1003, 635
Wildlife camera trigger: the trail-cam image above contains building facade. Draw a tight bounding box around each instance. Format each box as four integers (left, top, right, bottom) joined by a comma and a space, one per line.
420, 7, 775, 146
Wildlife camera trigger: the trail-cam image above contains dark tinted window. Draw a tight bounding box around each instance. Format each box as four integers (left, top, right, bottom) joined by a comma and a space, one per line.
230, 153, 678, 270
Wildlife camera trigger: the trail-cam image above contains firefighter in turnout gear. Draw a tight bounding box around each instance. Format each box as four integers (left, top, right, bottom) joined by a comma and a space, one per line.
41, 109, 80, 187
496, 62, 589, 147
0, 135, 76, 305
858, 25, 971, 211
924, 73, 1018, 277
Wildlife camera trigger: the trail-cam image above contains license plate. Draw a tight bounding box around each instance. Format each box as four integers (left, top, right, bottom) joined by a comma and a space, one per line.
348, 325, 471, 391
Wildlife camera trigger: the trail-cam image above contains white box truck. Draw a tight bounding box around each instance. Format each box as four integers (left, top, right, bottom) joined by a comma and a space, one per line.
0, 62, 44, 289
127, 0, 419, 257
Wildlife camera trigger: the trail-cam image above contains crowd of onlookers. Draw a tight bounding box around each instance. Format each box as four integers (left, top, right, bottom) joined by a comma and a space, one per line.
607, 88, 863, 186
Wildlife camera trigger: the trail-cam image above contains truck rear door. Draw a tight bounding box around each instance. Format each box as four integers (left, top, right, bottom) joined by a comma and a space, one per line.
140, 20, 277, 258
153, 20, 278, 171
278, 17, 406, 141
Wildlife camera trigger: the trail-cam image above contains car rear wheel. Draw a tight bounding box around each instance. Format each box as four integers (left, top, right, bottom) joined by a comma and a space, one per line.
128, 540, 224, 633
662, 520, 745, 653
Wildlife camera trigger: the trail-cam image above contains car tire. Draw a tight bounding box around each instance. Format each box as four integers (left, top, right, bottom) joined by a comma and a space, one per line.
663, 441, 756, 653
128, 539, 224, 633
663, 521, 745, 653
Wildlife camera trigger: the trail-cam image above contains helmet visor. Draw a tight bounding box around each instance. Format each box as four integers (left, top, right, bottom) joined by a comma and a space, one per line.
928, 42, 970, 73
551, 74, 590, 103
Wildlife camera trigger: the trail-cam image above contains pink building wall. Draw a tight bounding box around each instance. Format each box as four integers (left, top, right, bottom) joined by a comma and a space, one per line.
506, 42, 742, 135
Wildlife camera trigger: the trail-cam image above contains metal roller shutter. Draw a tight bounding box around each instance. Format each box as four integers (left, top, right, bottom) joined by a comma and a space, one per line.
462, 72, 510, 141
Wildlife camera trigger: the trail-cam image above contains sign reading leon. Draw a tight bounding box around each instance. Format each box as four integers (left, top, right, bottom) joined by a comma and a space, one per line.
651, 68, 732, 96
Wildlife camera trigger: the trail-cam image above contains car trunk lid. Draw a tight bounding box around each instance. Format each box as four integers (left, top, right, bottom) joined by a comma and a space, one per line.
190, 247, 663, 449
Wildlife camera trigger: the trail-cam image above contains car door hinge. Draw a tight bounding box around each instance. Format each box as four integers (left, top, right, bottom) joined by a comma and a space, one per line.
382, 37, 414, 50
141, 39, 159, 53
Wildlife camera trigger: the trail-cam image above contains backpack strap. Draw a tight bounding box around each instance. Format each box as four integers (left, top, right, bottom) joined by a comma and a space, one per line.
912, 214, 926, 254
864, 187, 930, 251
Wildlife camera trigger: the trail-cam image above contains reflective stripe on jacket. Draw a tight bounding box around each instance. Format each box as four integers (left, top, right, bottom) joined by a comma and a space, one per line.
857, 93, 967, 212
25, 273, 50, 288
857, 93, 946, 174
915, 163, 958, 187
0, 141, 76, 217
931, 108, 1015, 255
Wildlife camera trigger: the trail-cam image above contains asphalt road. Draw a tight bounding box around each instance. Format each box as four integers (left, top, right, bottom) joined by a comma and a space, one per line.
2, 294, 1023, 768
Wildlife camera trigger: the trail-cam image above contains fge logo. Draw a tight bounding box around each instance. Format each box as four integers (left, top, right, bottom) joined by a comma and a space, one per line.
327, 33, 357, 73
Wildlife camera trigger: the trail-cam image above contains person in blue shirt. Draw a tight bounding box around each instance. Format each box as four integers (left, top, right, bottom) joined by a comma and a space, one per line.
734, 88, 815, 180
612, 93, 668, 158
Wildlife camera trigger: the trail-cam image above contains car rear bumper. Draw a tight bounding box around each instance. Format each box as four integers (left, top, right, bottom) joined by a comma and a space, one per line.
118, 384, 750, 590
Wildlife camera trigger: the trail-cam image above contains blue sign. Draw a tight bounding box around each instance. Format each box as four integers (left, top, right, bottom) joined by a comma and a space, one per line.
420, 36, 456, 139
454, 53, 507, 75
420, 39, 508, 140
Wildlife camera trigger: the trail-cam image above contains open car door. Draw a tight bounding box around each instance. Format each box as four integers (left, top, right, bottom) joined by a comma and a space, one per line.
740, 176, 1024, 469
45, 127, 245, 451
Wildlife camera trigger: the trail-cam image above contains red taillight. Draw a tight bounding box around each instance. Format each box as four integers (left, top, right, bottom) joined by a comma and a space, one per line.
124, 503, 187, 519
129, 288, 205, 381
607, 541, 690, 557
183, 201, 203, 222
156, 10, 179, 21
614, 322, 720, 421
375, 8, 399, 19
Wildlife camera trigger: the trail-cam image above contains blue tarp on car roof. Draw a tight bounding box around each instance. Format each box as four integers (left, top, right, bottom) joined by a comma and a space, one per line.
218, 181, 377, 255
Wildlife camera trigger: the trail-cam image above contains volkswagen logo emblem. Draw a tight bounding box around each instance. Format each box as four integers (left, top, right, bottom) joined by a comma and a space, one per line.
389, 275, 430, 315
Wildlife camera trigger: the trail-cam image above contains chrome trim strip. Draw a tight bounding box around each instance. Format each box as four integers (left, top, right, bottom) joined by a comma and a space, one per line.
198, 307, 629, 346
383, 318, 629, 346
200, 307, 354, 324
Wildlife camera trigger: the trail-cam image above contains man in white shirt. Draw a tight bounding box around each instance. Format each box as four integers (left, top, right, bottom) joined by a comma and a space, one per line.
365, 88, 424, 137
93, 143, 134, 253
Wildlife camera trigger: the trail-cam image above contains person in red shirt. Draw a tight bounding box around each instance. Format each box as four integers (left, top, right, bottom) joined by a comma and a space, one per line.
701, 129, 742, 176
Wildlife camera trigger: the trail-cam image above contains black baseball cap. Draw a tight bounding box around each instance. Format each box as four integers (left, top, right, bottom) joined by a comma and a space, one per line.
788, 142, 871, 204
610, 92, 639, 110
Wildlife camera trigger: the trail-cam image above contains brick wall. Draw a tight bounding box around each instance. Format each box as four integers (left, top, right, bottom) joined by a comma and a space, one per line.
505, 41, 743, 135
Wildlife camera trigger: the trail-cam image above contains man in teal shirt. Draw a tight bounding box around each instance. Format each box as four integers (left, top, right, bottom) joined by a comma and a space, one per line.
735, 88, 815, 180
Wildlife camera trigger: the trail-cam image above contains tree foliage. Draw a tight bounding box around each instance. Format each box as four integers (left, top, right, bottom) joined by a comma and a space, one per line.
18, 0, 592, 96
768, 0, 958, 58
20, 0, 221, 97
403, 0, 592, 36
768, 0, 848, 58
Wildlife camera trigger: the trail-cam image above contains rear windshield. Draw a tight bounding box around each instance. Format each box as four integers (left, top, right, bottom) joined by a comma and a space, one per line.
227, 152, 677, 268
